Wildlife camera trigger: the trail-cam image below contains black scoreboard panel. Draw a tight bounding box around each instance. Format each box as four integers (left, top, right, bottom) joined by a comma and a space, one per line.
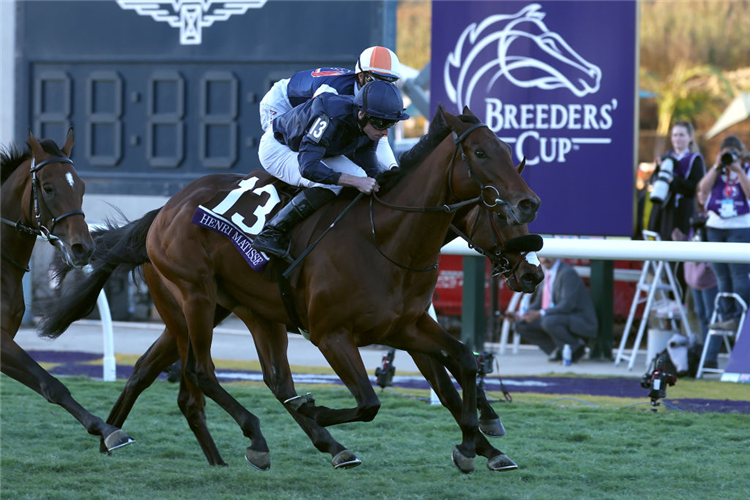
32, 63, 272, 193
18, 0, 394, 195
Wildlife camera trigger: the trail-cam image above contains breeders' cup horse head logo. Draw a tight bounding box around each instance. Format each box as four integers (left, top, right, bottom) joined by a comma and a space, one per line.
117, 0, 267, 45
444, 4, 602, 110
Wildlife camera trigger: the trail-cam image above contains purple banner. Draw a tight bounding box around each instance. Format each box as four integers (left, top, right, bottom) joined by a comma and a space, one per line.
192, 206, 268, 272
431, 1, 637, 236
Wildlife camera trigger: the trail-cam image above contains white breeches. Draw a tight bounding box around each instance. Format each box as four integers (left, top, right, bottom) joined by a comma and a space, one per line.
259, 78, 399, 170
258, 129, 368, 195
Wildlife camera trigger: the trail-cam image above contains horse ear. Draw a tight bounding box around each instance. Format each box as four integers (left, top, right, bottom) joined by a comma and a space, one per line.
28, 129, 44, 159
433, 105, 447, 128
61, 127, 75, 157
462, 106, 476, 117
517, 157, 527, 174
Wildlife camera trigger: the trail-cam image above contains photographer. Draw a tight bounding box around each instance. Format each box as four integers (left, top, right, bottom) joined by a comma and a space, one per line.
672, 199, 719, 368
648, 121, 706, 241
697, 135, 750, 332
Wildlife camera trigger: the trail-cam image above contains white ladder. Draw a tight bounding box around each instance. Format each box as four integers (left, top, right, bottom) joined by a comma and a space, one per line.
615, 230, 693, 371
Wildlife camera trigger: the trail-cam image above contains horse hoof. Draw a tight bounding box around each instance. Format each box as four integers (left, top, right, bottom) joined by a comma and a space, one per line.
487, 453, 518, 472
245, 448, 271, 471
332, 449, 362, 469
103, 430, 135, 451
451, 446, 475, 474
479, 418, 506, 438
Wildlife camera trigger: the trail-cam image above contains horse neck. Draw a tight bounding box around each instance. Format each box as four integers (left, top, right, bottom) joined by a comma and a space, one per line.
376, 138, 459, 263
1, 162, 36, 269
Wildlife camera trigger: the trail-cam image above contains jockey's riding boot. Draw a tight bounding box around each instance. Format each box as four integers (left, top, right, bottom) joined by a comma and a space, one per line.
252, 187, 336, 259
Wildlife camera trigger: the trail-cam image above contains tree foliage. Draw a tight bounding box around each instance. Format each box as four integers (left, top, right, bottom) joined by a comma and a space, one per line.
640, 1, 750, 75
396, 0, 431, 71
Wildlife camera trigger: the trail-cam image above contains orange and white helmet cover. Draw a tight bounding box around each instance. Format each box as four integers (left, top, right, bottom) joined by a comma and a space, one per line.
355, 46, 402, 81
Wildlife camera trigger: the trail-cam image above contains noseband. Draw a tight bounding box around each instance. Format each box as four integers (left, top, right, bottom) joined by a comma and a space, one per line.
370, 121, 512, 272
1, 156, 86, 246
448, 208, 528, 281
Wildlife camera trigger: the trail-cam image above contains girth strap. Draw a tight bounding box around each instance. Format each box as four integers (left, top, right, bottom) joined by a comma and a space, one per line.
276, 262, 308, 334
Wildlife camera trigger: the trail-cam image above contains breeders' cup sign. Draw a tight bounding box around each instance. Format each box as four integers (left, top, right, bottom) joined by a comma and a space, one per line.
432, 1, 637, 236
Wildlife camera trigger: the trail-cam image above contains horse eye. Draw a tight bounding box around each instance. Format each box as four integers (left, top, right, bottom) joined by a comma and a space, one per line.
475, 150, 487, 159
43, 184, 55, 194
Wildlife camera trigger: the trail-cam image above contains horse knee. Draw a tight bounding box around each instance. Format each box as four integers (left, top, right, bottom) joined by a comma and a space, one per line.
359, 400, 381, 422
177, 388, 205, 417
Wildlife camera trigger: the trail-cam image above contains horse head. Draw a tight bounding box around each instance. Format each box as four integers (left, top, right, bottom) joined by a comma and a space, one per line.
450, 205, 543, 293
27, 129, 94, 267
439, 106, 540, 225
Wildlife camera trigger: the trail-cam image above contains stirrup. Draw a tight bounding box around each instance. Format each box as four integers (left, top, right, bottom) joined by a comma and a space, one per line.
252, 235, 292, 262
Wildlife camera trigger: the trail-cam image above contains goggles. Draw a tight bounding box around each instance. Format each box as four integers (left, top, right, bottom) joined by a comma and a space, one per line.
368, 116, 398, 130
364, 72, 399, 84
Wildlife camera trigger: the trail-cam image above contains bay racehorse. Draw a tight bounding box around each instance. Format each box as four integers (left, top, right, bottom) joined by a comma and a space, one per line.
0, 129, 133, 451
39, 106, 540, 472
41, 200, 543, 468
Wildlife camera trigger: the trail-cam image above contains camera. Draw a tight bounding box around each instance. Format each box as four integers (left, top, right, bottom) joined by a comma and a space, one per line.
375, 348, 396, 389
640, 350, 676, 411
650, 156, 675, 204
475, 351, 495, 378
717, 149, 741, 174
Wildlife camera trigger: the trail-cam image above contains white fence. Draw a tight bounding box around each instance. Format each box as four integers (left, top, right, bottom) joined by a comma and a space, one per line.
87, 237, 750, 381
442, 237, 750, 264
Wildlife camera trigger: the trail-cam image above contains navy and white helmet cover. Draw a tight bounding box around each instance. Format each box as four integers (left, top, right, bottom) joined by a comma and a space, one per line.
353, 81, 410, 121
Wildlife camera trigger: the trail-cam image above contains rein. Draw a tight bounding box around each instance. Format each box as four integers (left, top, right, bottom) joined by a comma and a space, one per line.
0, 156, 85, 247
369, 121, 507, 272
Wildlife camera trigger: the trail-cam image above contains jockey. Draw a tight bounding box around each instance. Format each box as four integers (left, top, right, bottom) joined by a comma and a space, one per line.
259, 46, 402, 170
252, 80, 410, 259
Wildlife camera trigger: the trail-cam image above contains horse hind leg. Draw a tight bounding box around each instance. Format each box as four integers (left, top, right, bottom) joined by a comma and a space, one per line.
111, 264, 229, 465
1, 334, 133, 451
177, 292, 270, 470
235, 312, 360, 469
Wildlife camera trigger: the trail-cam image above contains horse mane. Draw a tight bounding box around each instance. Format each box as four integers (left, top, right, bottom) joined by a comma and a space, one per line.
0, 139, 65, 186
378, 108, 481, 192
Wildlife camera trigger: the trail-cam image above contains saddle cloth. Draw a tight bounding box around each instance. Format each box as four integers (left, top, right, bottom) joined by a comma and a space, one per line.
191, 170, 294, 272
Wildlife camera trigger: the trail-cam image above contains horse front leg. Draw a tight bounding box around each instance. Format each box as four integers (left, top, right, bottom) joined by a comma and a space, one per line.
235, 312, 360, 469
409, 352, 517, 472
293, 331, 381, 427
387, 313, 479, 473
1, 332, 134, 451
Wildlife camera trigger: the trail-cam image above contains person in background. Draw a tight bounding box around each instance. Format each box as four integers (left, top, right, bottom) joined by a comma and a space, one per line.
259, 46, 402, 172
648, 121, 706, 241
672, 193, 720, 368
506, 258, 598, 363
697, 135, 750, 334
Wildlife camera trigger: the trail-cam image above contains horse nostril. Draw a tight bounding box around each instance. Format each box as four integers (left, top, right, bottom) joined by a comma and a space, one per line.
519, 197, 540, 214
71, 243, 93, 263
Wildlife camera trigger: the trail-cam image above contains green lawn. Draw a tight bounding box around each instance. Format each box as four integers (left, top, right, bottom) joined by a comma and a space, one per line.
2, 375, 749, 499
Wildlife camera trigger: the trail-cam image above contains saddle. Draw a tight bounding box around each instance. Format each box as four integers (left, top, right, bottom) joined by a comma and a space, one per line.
191, 170, 301, 273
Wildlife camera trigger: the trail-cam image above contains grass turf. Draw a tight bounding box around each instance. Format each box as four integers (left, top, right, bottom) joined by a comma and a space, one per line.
2, 374, 749, 499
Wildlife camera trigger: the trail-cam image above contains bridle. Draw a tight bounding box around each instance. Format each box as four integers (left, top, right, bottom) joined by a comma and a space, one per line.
447, 208, 531, 284
370, 121, 519, 272
1, 155, 86, 271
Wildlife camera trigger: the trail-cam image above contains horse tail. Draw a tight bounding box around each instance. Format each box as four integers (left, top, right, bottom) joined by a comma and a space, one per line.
37, 208, 161, 339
